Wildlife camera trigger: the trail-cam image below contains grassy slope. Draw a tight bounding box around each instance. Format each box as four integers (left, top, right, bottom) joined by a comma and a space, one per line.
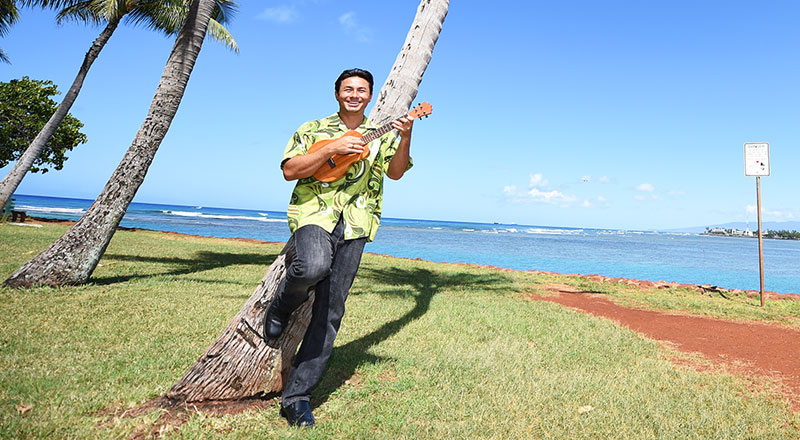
1, 223, 798, 439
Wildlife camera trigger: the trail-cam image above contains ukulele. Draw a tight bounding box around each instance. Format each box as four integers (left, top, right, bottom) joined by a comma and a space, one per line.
307, 102, 433, 182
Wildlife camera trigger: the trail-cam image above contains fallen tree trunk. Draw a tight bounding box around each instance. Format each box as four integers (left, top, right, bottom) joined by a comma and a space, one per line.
165, 238, 313, 402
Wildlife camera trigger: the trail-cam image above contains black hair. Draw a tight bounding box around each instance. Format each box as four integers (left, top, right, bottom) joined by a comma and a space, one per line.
335, 68, 374, 94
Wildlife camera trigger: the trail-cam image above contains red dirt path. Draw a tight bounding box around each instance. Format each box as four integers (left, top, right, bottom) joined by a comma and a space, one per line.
530, 285, 800, 412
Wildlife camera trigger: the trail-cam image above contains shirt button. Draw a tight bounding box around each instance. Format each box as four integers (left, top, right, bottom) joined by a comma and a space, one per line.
321, 182, 329, 187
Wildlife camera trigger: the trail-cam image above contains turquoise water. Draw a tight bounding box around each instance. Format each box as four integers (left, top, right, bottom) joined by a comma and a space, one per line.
10, 194, 800, 295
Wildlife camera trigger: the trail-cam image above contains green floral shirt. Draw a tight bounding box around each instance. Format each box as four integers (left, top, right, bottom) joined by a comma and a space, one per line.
281, 113, 412, 242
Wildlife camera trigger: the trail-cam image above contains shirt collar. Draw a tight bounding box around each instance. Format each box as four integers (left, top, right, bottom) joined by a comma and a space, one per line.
330, 113, 376, 131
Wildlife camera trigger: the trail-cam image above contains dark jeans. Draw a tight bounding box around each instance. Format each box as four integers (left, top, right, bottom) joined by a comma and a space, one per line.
277, 219, 366, 407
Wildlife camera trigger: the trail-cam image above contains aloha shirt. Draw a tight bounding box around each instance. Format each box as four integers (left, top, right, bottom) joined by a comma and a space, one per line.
281, 113, 413, 242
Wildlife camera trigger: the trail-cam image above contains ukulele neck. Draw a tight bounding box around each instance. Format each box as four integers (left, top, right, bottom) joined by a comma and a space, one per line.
361, 115, 407, 143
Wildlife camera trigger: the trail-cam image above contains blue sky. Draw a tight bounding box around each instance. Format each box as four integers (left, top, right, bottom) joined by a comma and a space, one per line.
2, 1, 799, 230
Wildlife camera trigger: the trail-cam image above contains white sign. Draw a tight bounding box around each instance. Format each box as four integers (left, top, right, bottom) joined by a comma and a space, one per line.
744, 142, 770, 177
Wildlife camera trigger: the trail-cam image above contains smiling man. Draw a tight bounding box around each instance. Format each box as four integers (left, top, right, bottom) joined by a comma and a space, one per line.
264, 68, 414, 427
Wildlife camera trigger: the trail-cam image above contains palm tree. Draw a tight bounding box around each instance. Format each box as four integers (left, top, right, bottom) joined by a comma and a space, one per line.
4, 0, 234, 288
367, 0, 449, 125
163, 0, 450, 405
0, 0, 20, 63
0, 0, 237, 212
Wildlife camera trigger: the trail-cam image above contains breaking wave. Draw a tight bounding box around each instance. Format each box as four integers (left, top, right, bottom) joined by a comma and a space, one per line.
161, 210, 286, 223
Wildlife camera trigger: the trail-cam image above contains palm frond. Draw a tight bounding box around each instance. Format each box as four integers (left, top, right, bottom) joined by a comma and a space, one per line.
207, 17, 237, 52
123, 0, 237, 52
211, 0, 236, 25
18, 0, 81, 9
0, 0, 20, 36
99, 0, 129, 20
43, 0, 237, 50
51, 0, 133, 24
123, 0, 184, 35
0, 47, 10, 63
55, 0, 102, 24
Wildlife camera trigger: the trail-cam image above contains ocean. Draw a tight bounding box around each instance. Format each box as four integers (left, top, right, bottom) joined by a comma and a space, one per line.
9, 194, 800, 295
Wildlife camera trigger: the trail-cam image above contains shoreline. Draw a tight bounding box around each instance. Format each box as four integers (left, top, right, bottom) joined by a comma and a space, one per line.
21, 216, 800, 300
369, 254, 798, 301
701, 232, 800, 241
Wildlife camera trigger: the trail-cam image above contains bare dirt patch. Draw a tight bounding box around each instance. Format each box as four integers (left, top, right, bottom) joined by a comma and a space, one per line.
98, 395, 278, 439
529, 287, 800, 412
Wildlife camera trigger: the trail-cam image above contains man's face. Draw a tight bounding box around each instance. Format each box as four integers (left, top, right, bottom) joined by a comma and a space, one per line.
336, 76, 372, 115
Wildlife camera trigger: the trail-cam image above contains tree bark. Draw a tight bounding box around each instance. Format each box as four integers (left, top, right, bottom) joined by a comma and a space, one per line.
369, 0, 449, 125
165, 237, 315, 401
159, 0, 450, 404
0, 17, 121, 210
4, 0, 216, 288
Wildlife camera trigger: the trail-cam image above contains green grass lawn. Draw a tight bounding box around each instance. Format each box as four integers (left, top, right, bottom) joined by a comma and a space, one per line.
1, 223, 799, 439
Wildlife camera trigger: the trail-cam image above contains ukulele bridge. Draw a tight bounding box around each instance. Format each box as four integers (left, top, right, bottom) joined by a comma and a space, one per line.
327, 158, 336, 168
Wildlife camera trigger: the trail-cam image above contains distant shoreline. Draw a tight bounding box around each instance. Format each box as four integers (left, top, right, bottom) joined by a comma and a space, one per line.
701, 233, 800, 241
702, 229, 800, 241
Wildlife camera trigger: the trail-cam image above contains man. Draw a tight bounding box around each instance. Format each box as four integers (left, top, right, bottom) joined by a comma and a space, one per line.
264, 68, 414, 427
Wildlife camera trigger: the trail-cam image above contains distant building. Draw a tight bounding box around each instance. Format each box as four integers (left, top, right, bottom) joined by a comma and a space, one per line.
705, 227, 754, 237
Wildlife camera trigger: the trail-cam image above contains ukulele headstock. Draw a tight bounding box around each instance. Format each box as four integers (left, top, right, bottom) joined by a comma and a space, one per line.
408, 102, 433, 120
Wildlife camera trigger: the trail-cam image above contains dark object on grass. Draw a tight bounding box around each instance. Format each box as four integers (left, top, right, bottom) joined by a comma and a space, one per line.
9, 210, 25, 222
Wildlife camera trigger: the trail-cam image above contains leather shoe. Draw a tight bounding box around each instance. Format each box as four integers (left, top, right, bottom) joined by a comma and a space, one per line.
263, 300, 288, 340
280, 400, 315, 427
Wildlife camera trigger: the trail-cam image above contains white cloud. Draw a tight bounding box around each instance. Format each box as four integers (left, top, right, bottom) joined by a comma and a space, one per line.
582, 196, 611, 209
636, 183, 655, 192
529, 173, 548, 188
668, 190, 686, 196
746, 204, 799, 220
528, 188, 576, 204
339, 11, 356, 27
635, 194, 661, 201
503, 173, 580, 206
763, 209, 793, 219
258, 6, 297, 23
581, 175, 611, 184
339, 12, 372, 42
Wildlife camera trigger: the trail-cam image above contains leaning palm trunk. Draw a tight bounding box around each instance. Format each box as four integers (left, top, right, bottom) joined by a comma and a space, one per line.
0, 17, 121, 211
369, 0, 449, 125
4, 0, 216, 288
166, 237, 306, 401
163, 0, 449, 404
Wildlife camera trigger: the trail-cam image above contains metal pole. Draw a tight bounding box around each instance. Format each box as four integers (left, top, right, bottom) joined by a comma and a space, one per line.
756, 176, 765, 307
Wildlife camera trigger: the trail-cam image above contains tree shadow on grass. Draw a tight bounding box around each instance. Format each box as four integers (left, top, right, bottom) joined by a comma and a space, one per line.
311, 264, 514, 408
90, 251, 280, 286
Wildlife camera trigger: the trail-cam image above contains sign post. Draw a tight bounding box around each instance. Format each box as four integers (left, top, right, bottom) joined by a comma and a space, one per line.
743, 142, 770, 307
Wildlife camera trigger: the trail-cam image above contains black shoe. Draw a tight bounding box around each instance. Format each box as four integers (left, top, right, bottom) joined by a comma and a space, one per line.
263, 300, 289, 340
280, 400, 315, 427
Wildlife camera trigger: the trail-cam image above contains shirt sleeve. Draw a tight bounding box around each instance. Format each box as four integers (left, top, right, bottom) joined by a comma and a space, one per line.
280, 122, 313, 169
381, 132, 413, 174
